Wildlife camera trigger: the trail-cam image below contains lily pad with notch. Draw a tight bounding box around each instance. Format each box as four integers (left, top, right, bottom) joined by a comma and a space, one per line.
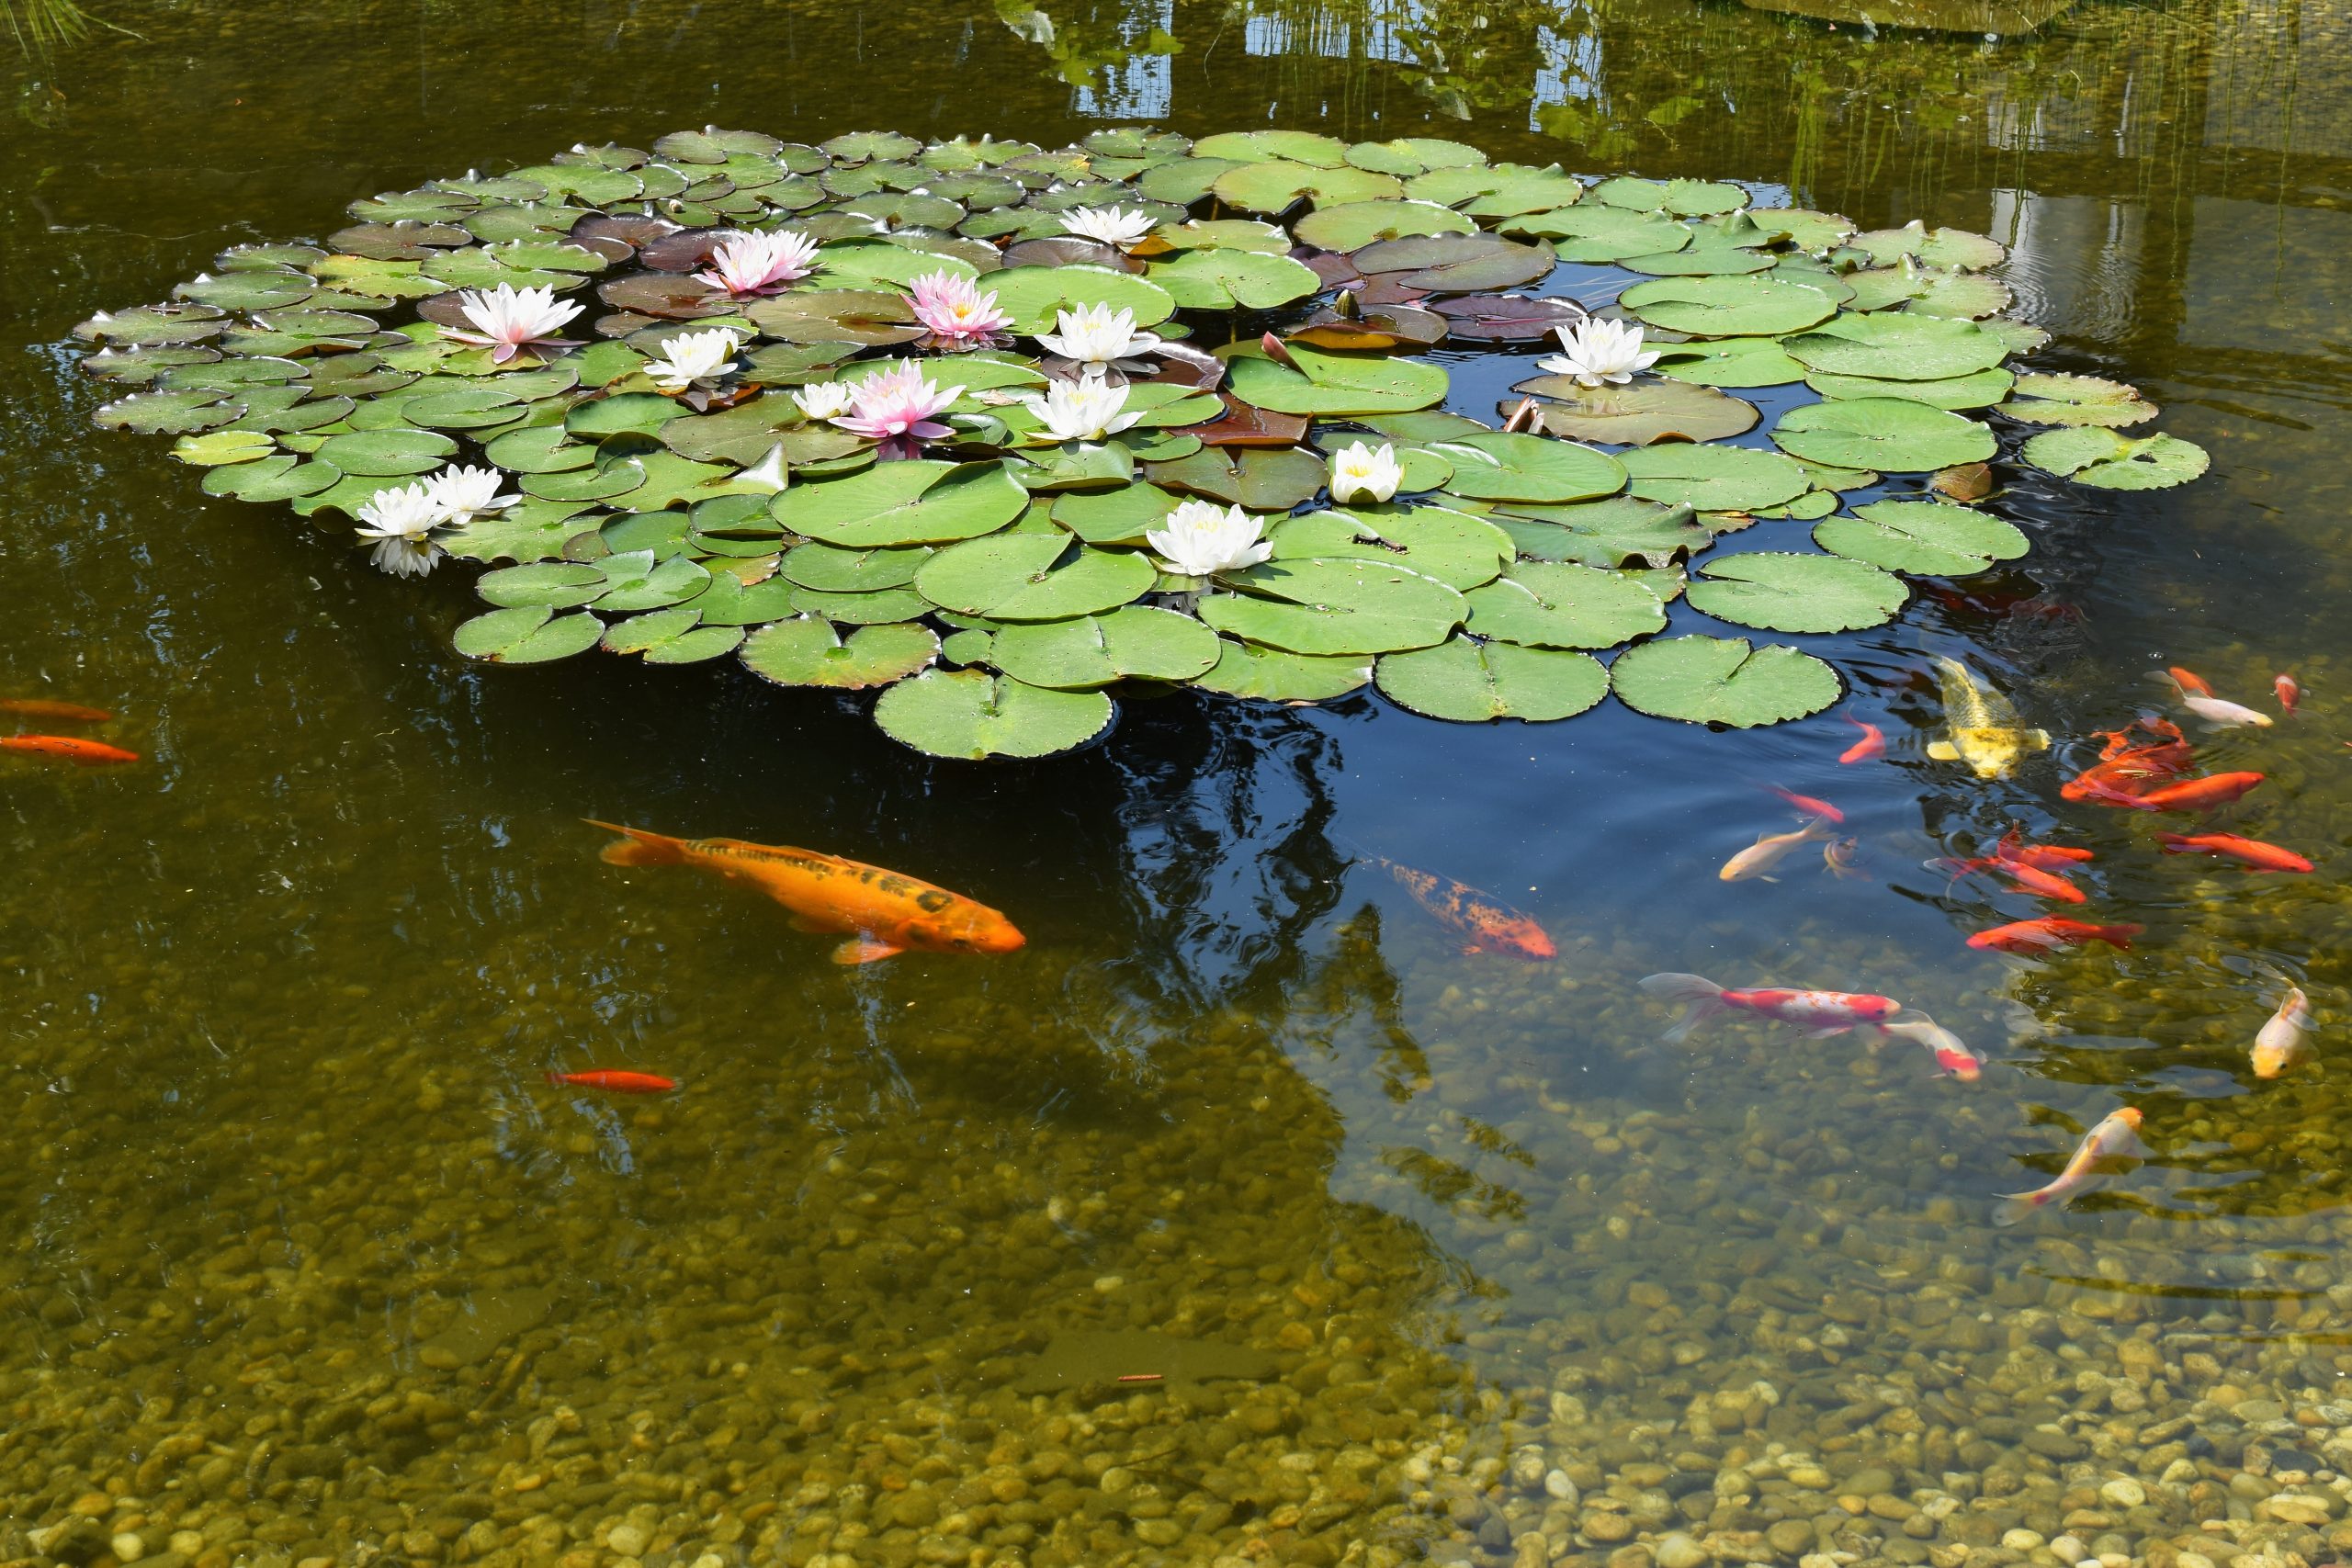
1463, 562, 1667, 649
741, 619, 942, 689
914, 533, 1156, 621
1267, 505, 1514, 591
1491, 498, 1713, 569
600, 608, 745, 664
1199, 558, 1466, 656
2020, 428, 2210, 490
989, 606, 1223, 689
1512, 378, 1759, 445
872, 669, 1114, 760
1685, 551, 1906, 633
1222, 343, 1451, 418
1375, 636, 1609, 722
1814, 500, 2029, 576
784, 459, 1029, 547
1617, 444, 1808, 511
1770, 399, 1996, 473
1780, 313, 2009, 380
1422, 431, 1624, 504
1996, 374, 2157, 428
1610, 635, 1840, 727
1622, 275, 1839, 337
451, 604, 605, 664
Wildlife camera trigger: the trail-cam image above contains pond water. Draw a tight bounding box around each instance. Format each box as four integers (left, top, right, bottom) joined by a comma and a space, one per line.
8, 1, 2352, 1565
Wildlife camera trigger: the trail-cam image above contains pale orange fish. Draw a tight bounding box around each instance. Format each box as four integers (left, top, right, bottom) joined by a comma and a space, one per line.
1995, 1107, 2148, 1225
2252, 987, 2315, 1079
1822, 837, 1864, 879
1878, 1011, 1984, 1081
1720, 817, 1835, 882
2151, 671, 2271, 729
1367, 857, 1556, 959
0, 699, 112, 724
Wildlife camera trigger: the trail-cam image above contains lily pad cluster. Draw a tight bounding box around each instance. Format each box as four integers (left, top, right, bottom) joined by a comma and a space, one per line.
76, 127, 2207, 758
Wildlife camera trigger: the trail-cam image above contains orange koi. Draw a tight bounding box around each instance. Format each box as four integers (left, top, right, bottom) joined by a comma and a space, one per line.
1769, 786, 1845, 824
1368, 857, 1555, 959
547, 1070, 675, 1093
0, 735, 138, 765
2124, 772, 2265, 814
2155, 832, 2312, 874
1991, 858, 2086, 904
1994, 828, 2094, 870
1967, 918, 2141, 954
2276, 673, 2301, 716
2165, 666, 2213, 698
2062, 717, 2195, 804
0, 699, 112, 724
1879, 1011, 1984, 1081
1639, 973, 1900, 1042
2252, 987, 2315, 1078
587, 820, 1025, 964
1995, 1107, 2148, 1225
1838, 716, 1886, 765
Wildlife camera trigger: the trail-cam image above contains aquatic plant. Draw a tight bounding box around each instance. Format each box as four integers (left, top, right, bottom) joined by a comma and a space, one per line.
77, 126, 2207, 758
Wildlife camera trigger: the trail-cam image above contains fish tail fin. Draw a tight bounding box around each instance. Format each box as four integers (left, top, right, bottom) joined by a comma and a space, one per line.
586, 818, 688, 867
2106, 924, 2144, 949
1639, 972, 1725, 1043
1992, 1190, 2047, 1228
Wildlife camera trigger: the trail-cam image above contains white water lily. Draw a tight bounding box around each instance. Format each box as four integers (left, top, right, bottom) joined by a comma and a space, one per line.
1535, 317, 1661, 389
368, 535, 445, 579
1147, 499, 1272, 578
1058, 204, 1157, 249
1023, 378, 1142, 444
1328, 441, 1405, 504
644, 326, 741, 393
439, 282, 584, 363
354, 482, 447, 578
1035, 303, 1161, 377
420, 465, 518, 526
791, 380, 857, 421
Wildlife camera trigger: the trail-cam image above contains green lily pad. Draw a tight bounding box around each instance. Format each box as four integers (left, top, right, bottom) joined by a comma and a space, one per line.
1223, 344, 1451, 418
440, 500, 599, 563
1514, 378, 1759, 445
201, 454, 342, 501
1814, 500, 2030, 576
982, 265, 1176, 334
914, 534, 1156, 621
1136, 158, 1243, 206
477, 560, 607, 609
1193, 130, 1350, 166
1622, 276, 1839, 337
872, 670, 1115, 760
589, 549, 710, 612
777, 541, 931, 592
1849, 222, 2004, 271
1780, 314, 2009, 380
93, 388, 238, 434
1146, 249, 1324, 310
1610, 635, 1839, 727
1200, 558, 1466, 656
1771, 399, 1996, 473
1500, 206, 1690, 263
1905, 272, 2013, 320
1463, 562, 1667, 649
1345, 138, 1486, 176
1212, 161, 1403, 212
1804, 367, 2015, 409
172, 429, 276, 466
1192, 640, 1373, 701
483, 424, 596, 474
76, 302, 230, 346
784, 460, 1029, 547
1748, 209, 1855, 253
1142, 447, 1329, 511
1492, 498, 1713, 569
1996, 374, 2157, 428
989, 606, 1222, 689
599, 608, 745, 664
451, 604, 605, 664
1292, 200, 1476, 252
2021, 428, 2211, 491
743, 288, 923, 347
314, 427, 460, 476
1353, 234, 1557, 293
1423, 432, 1624, 504
1268, 505, 1514, 591
1652, 336, 1808, 389
1375, 637, 1609, 722
1686, 552, 1906, 633
1617, 445, 1809, 511
1053, 483, 1184, 545
741, 618, 942, 689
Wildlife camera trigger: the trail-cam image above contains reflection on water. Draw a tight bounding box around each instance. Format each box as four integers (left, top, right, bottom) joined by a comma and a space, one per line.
9, 0, 2352, 1562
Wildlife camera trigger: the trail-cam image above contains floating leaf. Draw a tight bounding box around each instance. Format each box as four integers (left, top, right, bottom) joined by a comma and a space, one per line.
172, 429, 275, 466
742, 288, 923, 346
1653, 336, 1807, 389
1424, 431, 1624, 503
1192, 130, 1350, 167
1147, 248, 1324, 310
314, 427, 460, 476
1463, 562, 1666, 649
1212, 161, 1402, 212
1617, 445, 1808, 511
1053, 482, 1184, 544
75, 302, 229, 346
1201, 558, 1465, 656
914, 534, 1156, 620
1771, 399, 1996, 472
1622, 276, 1838, 336
1686, 552, 1906, 633
1492, 498, 1713, 569
983, 265, 1176, 334
1501, 206, 1690, 263
1996, 374, 2157, 428
778, 541, 930, 592
872, 670, 1114, 760
1352, 234, 1555, 293
1193, 640, 1372, 700
1849, 222, 2004, 271
1430, 295, 1585, 343
1780, 314, 2009, 380
600, 608, 745, 664
1814, 500, 2030, 576
202, 454, 341, 501
93, 387, 236, 434
1375, 636, 1609, 721
1804, 367, 2014, 409
784, 459, 1028, 547
1513, 378, 1759, 445
741, 618, 941, 689
1222, 344, 1451, 417
1609, 635, 1840, 727
1293, 200, 1476, 252
451, 604, 605, 664
989, 606, 1222, 689
1268, 505, 1513, 591
1143, 447, 1328, 510
2020, 428, 2210, 491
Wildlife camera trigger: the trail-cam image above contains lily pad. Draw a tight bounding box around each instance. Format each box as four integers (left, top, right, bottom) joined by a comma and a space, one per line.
1814, 500, 2030, 576
172, 429, 276, 466
1686, 552, 1906, 633
1514, 378, 1759, 445
1610, 635, 1839, 727
872, 670, 1114, 760
1142, 447, 1327, 511
1422, 432, 1624, 503
1268, 505, 1514, 591
1053, 482, 1184, 544
1996, 373, 2157, 427
989, 606, 1222, 689
914, 534, 1156, 620
1501, 206, 1690, 263
600, 609, 745, 664
1771, 399, 1996, 473
1804, 367, 2014, 409
741, 618, 942, 689
1293, 200, 1476, 252
1491, 498, 1713, 569
451, 604, 605, 664
1211, 161, 1403, 212
1780, 314, 2009, 380
784, 460, 1029, 547
1192, 640, 1373, 701
314, 427, 461, 476
1430, 295, 1586, 344
1146, 248, 1324, 311
1200, 558, 1466, 656
2020, 428, 2211, 491
1352, 234, 1556, 293
1375, 637, 1610, 722
1617, 445, 1808, 511
1223, 344, 1451, 417
1463, 562, 1667, 649
983, 265, 1176, 334
1621, 276, 1839, 337
1653, 336, 1808, 389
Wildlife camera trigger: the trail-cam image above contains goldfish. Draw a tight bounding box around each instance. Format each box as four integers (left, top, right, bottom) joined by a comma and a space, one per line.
1989, 857, 2086, 904
2062, 717, 2195, 802
1967, 918, 2142, 954
1995, 828, 2095, 870
1822, 837, 1864, 879
2156, 832, 2312, 874
0, 699, 112, 724
2276, 673, 2301, 716
1879, 1011, 1984, 1081
1366, 856, 1555, 959
2165, 666, 2214, 697
2252, 987, 2315, 1078
1994, 1107, 2149, 1225
1839, 716, 1886, 764
1638, 973, 1901, 1043
2151, 670, 2272, 729
547, 1069, 675, 1093
1769, 786, 1844, 824
0, 735, 139, 765
587, 820, 1025, 964
2121, 772, 2266, 814
1719, 817, 1836, 882
1925, 656, 2049, 779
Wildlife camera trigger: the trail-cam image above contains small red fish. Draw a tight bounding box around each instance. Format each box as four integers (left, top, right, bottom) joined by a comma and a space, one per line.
1638, 973, 1900, 1041
2127, 772, 2266, 814
547, 1070, 676, 1093
1770, 786, 1845, 825
2165, 666, 2214, 698
0, 699, 113, 724
0, 735, 139, 766
1369, 856, 1555, 959
2156, 833, 2313, 874
1995, 828, 2095, 869
2276, 674, 2301, 716
1838, 716, 1886, 765
1991, 858, 2086, 904
1967, 919, 2143, 954
2063, 718, 2197, 803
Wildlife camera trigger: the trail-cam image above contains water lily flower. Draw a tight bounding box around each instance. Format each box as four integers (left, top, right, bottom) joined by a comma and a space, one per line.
439, 283, 584, 364
831, 362, 967, 444
1536, 317, 1660, 389
1147, 499, 1273, 578
420, 464, 519, 526
1022, 378, 1142, 444
644, 325, 742, 393
694, 229, 819, 295
1035, 303, 1161, 378
790, 380, 857, 421
904, 270, 1012, 344
1059, 205, 1157, 250
354, 481, 446, 578
1328, 441, 1405, 504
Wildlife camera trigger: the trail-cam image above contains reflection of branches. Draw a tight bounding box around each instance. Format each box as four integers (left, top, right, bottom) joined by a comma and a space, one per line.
994, 0, 1181, 93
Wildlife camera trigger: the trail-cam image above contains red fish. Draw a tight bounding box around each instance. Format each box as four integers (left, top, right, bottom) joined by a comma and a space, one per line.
1838, 716, 1886, 765
2062, 718, 2195, 803
0, 735, 139, 765
2126, 772, 2266, 814
1992, 859, 2086, 904
2156, 833, 2312, 874
1370, 856, 1555, 959
1638, 973, 1900, 1042
1967, 919, 2142, 954
2165, 666, 2214, 698
547, 1070, 675, 1094
1770, 787, 1845, 824
1995, 829, 2095, 870
0, 699, 112, 724
2276, 674, 2301, 716
1879, 1012, 1984, 1081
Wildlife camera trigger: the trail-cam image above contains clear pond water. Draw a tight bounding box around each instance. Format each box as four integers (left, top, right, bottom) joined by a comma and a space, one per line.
6, 1, 2352, 1565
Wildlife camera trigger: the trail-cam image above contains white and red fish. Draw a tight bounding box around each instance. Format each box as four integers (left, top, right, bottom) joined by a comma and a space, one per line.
2252, 987, 2315, 1079
1638, 973, 1901, 1043
1719, 817, 1836, 883
2151, 671, 2272, 729
2275, 673, 2301, 716
1994, 1107, 2149, 1225
1878, 1011, 1984, 1081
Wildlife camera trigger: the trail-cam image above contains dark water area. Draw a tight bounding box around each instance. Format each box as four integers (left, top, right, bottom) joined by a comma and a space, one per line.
7, 2, 2352, 1565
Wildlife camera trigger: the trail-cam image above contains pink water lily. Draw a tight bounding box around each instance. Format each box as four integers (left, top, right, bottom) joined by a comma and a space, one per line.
904, 270, 1012, 345
439, 283, 584, 364
694, 230, 820, 295
830, 363, 967, 446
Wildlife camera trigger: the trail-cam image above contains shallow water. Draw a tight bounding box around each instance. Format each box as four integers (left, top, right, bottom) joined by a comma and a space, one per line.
9, 2, 2352, 1565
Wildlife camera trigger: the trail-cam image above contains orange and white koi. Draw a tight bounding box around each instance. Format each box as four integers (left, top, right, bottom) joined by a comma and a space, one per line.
2152, 671, 2272, 729
2155, 832, 2312, 874
2276, 673, 2301, 716
1994, 1107, 2148, 1225
1879, 1011, 1984, 1081
1638, 973, 1902, 1043
1367, 856, 1555, 959
2164, 666, 2214, 698
0, 699, 112, 724
587, 820, 1025, 964
0, 735, 139, 765
1966, 918, 2142, 954
1769, 786, 1845, 824
1720, 817, 1836, 882
2252, 987, 2315, 1078
1839, 716, 1886, 764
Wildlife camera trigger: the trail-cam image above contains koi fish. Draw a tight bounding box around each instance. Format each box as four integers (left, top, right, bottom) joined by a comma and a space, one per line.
547, 1069, 675, 1093
2165, 666, 2214, 698
1719, 817, 1836, 883
587, 820, 1025, 964
1925, 656, 2049, 779
1967, 918, 2142, 954
2252, 987, 2315, 1078
0, 735, 139, 765
1990, 857, 2086, 904
1879, 1011, 1984, 1081
1769, 786, 1845, 824
1822, 837, 1864, 880
1638, 973, 1901, 1043
1366, 856, 1555, 959
1995, 828, 2094, 870
2152, 670, 2273, 729
0, 699, 112, 724
2125, 772, 2266, 814
2276, 673, 2301, 716
2062, 717, 2195, 803
2156, 832, 2312, 874
1994, 1107, 2148, 1225
1839, 716, 1886, 765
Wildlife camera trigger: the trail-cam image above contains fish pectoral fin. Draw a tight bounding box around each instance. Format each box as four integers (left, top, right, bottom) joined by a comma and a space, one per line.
1804, 1025, 1852, 1039
831, 938, 908, 965
2024, 729, 2051, 749
786, 914, 831, 933
1925, 740, 1960, 761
